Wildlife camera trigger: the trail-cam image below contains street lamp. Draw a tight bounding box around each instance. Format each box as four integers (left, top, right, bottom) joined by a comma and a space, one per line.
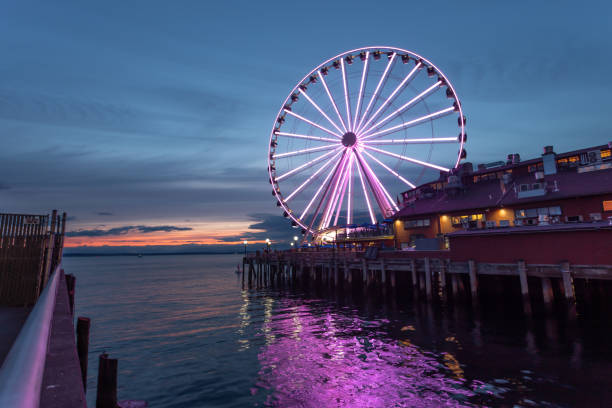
293, 236, 298, 242
265, 238, 271, 251
243, 240, 247, 256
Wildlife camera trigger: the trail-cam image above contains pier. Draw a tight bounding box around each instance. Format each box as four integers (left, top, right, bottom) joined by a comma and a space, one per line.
0, 211, 145, 408
243, 249, 612, 314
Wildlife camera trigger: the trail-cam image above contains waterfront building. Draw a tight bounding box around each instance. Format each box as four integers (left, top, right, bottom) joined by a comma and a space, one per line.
393, 143, 612, 264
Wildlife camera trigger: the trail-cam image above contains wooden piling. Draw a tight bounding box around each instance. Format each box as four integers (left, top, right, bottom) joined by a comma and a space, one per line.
424, 258, 432, 300
561, 261, 575, 302
468, 260, 478, 300
518, 260, 532, 315
542, 277, 554, 310
410, 259, 417, 287
96, 353, 118, 408
77, 317, 91, 392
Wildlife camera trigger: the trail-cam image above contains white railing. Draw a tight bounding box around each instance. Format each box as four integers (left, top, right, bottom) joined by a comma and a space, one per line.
0, 266, 61, 408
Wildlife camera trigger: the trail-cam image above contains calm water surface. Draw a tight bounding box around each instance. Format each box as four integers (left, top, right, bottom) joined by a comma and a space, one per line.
63, 254, 612, 407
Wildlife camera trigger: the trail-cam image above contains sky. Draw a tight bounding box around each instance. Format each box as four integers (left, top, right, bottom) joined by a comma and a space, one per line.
1, 0, 611, 252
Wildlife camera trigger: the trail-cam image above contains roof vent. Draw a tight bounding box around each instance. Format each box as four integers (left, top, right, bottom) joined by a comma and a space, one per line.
543, 145, 554, 155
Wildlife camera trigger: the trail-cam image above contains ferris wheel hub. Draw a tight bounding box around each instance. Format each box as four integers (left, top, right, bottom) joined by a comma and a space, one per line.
341, 132, 357, 147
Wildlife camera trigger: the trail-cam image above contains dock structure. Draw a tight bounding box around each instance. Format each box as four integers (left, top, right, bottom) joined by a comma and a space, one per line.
243, 249, 612, 312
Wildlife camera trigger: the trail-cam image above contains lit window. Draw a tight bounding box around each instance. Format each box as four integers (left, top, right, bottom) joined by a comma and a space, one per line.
604, 200, 612, 212
568, 156, 579, 163
549, 206, 562, 215
601, 149, 611, 159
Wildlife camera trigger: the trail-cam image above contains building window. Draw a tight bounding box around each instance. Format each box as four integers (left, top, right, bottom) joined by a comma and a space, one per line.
404, 219, 431, 229
590, 213, 602, 221
451, 213, 484, 226
515, 206, 561, 218
604, 200, 612, 212
602, 149, 611, 159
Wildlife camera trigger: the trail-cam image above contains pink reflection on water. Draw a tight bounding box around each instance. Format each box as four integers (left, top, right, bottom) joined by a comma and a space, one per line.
254, 302, 478, 407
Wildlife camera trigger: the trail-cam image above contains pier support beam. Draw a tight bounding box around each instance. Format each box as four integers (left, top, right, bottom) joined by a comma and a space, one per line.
468, 260, 478, 301
561, 261, 575, 302
77, 317, 91, 392
410, 259, 417, 288
424, 258, 432, 300
541, 277, 554, 310
518, 260, 531, 315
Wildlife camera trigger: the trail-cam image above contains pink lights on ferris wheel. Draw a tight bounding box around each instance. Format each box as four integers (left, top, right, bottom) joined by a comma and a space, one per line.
267, 46, 466, 236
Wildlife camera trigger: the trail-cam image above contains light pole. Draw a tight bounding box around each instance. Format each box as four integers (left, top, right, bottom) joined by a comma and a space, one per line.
265, 238, 271, 252
243, 240, 247, 257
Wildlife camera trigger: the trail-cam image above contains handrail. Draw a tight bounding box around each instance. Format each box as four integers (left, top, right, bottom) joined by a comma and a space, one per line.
0, 265, 61, 408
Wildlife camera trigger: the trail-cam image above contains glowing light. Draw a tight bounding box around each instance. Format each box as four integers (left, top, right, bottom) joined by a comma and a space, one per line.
299, 153, 344, 220
340, 58, 352, 130
285, 150, 343, 201
298, 90, 345, 136
360, 81, 442, 137
364, 145, 450, 172
361, 106, 455, 141
276, 148, 341, 182
362, 150, 416, 188
273, 144, 337, 160
352, 51, 369, 130
347, 152, 353, 225
362, 137, 457, 145
358, 62, 422, 133
357, 151, 398, 212
321, 152, 351, 229
356, 158, 376, 224
317, 70, 348, 133
283, 109, 341, 138
356, 52, 396, 132
275, 131, 338, 143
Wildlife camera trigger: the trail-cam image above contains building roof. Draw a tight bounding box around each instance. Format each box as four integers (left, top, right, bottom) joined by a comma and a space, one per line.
395, 144, 612, 218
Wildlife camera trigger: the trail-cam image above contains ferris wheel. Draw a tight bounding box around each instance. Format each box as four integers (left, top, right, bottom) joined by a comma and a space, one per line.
268, 46, 467, 237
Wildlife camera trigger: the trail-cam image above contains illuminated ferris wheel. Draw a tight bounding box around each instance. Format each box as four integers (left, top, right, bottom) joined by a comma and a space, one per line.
268, 46, 467, 237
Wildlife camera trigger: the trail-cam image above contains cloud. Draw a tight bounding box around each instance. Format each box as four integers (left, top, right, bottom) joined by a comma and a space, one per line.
67, 225, 192, 237
97, 212, 113, 216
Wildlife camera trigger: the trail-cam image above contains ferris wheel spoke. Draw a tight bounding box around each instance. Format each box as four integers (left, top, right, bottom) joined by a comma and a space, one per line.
340, 58, 352, 131
359, 80, 443, 138
360, 106, 456, 141
284, 149, 344, 201
355, 156, 376, 225
352, 51, 370, 131
362, 150, 416, 189
298, 90, 345, 136
283, 109, 342, 138
320, 152, 351, 229
356, 151, 397, 214
362, 137, 458, 145
364, 145, 450, 172
273, 143, 338, 160
276, 147, 342, 182
358, 62, 422, 134
275, 131, 339, 143
355, 52, 396, 133
327, 151, 353, 228
304, 150, 349, 233
333, 153, 353, 226
318, 70, 348, 133
346, 153, 354, 225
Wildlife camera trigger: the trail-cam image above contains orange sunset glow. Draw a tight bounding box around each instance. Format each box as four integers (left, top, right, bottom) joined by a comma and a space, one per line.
64, 221, 269, 247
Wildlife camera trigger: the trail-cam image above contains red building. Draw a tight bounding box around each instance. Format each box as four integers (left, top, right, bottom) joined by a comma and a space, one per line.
393, 143, 612, 264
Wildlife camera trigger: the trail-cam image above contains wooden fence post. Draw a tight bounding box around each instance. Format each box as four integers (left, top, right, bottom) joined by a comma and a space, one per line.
77, 317, 91, 392
96, 353, 118, 408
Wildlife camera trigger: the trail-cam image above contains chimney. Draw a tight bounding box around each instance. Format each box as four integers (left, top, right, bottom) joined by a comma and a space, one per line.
542, 145, 557, 175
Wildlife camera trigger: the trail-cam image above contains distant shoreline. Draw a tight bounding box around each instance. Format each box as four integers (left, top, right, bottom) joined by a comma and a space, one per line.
63, 251, 242, 258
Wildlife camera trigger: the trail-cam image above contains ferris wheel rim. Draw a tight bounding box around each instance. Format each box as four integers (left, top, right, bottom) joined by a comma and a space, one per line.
268, 46, 466, 237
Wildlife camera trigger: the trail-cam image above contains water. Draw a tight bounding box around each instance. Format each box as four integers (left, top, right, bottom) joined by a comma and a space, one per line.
63, 254, 612, 407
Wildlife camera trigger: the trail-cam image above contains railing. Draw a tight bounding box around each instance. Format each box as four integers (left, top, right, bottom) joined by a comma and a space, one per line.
0, 266, 61, 408
0, 210, 66, 306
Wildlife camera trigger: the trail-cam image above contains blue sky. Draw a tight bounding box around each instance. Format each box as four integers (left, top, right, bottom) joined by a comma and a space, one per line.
1, 0, 611, 249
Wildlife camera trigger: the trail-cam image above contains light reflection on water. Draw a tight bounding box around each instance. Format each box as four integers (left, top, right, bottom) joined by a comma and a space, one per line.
63, 254, 612, 408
